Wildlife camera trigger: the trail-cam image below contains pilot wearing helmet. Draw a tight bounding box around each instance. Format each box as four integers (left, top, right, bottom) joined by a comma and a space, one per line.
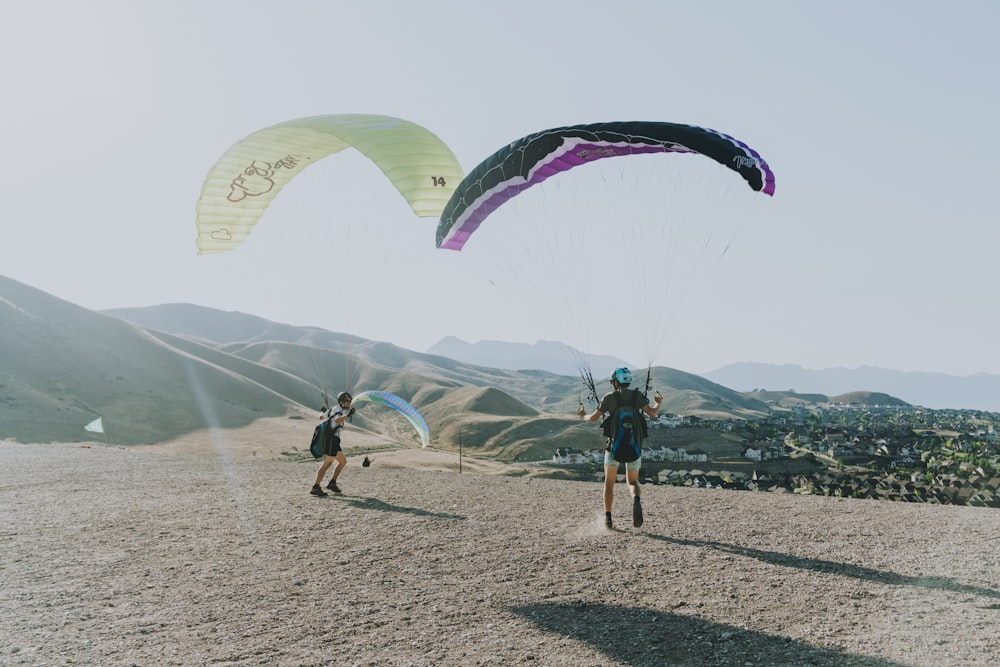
311, 391, 354, 497
579, 368, 662, 529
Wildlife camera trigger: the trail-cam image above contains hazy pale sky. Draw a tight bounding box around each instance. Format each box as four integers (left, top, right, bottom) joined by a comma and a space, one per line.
2, 0, 998, 376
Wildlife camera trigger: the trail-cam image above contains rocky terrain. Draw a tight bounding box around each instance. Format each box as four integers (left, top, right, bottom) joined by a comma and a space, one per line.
2, 427, 999, 666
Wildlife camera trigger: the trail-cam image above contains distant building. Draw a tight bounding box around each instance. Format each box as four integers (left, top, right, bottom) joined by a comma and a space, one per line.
683, 449, 709, 463
552, 448, 587, 465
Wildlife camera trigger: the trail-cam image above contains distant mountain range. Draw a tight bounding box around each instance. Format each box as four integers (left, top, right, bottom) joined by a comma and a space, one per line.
4, 273, 992, 456
426, 336, 633, 380
705, 363, 1000, 412
424, 340, 1000, 413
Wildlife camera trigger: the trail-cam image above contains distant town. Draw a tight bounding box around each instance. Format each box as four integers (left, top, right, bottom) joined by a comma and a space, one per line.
551, 403, 1000, 507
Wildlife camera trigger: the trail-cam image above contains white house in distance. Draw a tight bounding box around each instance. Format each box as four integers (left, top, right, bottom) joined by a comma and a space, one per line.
650, 414, 684, 428
552, 448, 588, 464
642, 446, 709, 463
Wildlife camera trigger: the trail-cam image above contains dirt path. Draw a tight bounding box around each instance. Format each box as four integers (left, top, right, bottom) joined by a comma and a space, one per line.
2, 440, 998, 666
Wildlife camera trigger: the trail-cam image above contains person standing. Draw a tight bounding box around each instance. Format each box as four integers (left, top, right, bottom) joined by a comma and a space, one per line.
311, 392, 354, 497
578, 368, 662, 528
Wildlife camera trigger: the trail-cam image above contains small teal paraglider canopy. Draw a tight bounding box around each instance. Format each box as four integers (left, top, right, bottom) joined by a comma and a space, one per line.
353, 390, 430, 447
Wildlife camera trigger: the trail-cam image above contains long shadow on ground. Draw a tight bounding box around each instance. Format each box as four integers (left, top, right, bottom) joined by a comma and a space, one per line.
339, 495, 465, 520
646, 534, 1000, 600
510, 602, 909, 667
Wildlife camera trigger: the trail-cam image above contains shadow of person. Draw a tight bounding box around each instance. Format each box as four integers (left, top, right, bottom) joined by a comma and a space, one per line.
510, 601, 907, 667
340, 495, 465, 521
645, 533, 1000, 600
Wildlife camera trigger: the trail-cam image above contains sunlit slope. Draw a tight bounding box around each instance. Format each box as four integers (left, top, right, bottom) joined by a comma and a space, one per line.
0, 276, 291, 444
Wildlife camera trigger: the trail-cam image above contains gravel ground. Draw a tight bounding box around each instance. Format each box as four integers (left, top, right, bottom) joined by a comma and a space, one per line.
2, 441, 998, 666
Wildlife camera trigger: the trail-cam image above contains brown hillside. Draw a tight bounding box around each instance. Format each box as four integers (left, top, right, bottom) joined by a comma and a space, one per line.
5, 279, 916, 458
0, 276, 291, 445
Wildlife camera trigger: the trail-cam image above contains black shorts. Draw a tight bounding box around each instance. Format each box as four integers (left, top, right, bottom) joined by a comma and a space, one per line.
324, 434, 342, 457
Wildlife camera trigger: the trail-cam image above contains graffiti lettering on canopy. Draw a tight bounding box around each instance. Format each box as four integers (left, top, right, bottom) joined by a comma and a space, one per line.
227, 156, 305, 202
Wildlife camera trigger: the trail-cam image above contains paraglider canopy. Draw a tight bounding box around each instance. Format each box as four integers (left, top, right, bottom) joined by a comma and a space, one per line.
196, 114, 464, 254
352, 390, 430, 448
436, 120, 775, 250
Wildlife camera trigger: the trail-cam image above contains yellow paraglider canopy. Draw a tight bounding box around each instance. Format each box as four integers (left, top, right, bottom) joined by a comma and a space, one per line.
195, 114, 464, 254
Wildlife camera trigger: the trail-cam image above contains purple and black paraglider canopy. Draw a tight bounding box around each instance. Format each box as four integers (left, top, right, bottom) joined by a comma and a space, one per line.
436, 121, 775, 251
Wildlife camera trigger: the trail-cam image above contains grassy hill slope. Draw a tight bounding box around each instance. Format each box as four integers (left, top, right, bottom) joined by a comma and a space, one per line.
0, 277, 291, 444
7, 277, 915, 458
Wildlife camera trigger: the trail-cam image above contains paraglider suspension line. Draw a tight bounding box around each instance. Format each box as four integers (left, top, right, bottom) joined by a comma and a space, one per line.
581, 367, 599, 406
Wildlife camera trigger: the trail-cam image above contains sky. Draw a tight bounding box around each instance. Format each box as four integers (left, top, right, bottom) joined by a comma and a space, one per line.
2, 0, 998, 377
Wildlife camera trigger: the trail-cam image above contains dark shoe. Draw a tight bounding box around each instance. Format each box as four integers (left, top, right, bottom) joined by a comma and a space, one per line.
632, 497, 643, 527
310, 485, 328, 497
327, 479, 342, 494
604, 513, 613, 529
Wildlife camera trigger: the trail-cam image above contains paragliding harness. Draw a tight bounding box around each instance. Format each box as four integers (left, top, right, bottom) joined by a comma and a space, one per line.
601, 388, 648, 464
309, 417, 334, 459
310, 390, 330, 459
309, 394, 346, 459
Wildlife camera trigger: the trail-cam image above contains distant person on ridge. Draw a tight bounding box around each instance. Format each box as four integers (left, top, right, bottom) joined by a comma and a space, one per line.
311, 392, 354, 497
578, 367, 662, 529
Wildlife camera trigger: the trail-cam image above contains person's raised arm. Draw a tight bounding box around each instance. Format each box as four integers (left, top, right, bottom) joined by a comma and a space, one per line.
578, 403, 604, 423
642, 391, 663, 418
